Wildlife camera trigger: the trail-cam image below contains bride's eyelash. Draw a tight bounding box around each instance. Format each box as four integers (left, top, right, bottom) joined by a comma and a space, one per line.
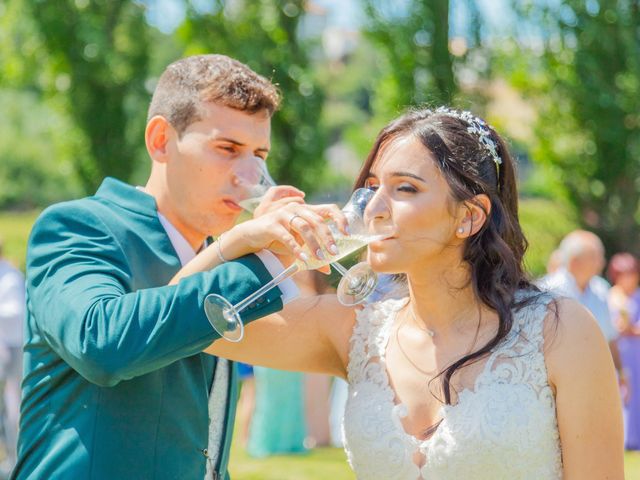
365, 183, 417, 193
365, 181, 379, 191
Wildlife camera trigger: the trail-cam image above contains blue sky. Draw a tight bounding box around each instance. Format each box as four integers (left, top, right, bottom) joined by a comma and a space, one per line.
139, 0, 516, 37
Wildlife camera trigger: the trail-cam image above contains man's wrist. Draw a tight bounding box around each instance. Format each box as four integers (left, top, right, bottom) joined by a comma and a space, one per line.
218, 224, 252, 261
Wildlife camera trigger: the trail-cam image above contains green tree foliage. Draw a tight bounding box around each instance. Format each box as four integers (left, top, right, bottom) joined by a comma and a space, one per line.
0, 0, 85, 208
0, 90, 84, 208
362, 0, 456, 115
0, 0, 50, 88
176, 0, 327, 192
519, 198, 579, 277
512, 0, 640, 255
28, 0, 151, 192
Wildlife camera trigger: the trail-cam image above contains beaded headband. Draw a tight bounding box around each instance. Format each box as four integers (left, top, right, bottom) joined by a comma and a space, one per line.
435, 107, 502, 183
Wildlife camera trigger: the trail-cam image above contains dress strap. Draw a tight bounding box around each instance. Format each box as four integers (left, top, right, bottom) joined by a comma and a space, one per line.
346, 298, 407, 384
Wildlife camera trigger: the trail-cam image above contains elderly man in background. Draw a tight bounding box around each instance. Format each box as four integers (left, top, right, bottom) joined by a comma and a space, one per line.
0, 238, 25, 478
540, 230, 626, 388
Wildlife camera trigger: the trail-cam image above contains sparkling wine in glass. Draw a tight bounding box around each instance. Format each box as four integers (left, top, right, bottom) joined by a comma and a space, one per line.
233, 158, 381, 307
205, 188, 392, 341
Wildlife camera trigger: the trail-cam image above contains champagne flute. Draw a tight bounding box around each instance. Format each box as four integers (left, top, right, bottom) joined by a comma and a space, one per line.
233, 157, 381, 307
205, 188, 392, 341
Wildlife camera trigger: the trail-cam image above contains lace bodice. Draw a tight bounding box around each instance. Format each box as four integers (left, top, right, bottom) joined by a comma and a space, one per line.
343, 293, 563, 479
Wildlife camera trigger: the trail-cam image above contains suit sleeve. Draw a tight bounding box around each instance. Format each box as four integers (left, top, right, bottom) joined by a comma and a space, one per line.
26, 203, 283, 387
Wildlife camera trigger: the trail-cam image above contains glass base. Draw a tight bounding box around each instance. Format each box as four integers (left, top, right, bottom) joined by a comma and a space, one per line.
336, 262, 378, 306
204, 294, 244, 342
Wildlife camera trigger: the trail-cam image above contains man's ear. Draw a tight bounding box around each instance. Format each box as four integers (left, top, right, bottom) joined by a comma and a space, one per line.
456, 194, 492, 238
145, 115, 174, 163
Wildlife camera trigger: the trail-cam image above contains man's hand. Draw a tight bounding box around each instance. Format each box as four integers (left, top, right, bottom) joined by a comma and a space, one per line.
254, 185, 305, 218
230, 202, 347, 269
252, 186, 342, 274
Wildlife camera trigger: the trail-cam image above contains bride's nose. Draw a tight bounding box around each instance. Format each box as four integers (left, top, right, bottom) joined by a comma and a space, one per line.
365, 190, 391, 221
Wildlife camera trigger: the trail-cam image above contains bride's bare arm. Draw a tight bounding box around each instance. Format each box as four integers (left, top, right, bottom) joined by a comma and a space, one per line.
205, 294, 356, 379
545, 298, 624, 479
166, 198, 355, 378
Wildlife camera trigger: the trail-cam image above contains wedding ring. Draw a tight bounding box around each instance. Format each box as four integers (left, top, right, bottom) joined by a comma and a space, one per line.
288, 213, 303, 228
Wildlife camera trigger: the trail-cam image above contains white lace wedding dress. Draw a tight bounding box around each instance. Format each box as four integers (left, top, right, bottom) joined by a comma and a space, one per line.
342, 293, 563, 479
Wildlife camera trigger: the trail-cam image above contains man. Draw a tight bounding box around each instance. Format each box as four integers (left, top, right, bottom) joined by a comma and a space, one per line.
13, 54, 336, 480
0, 239, 24, 477
539, 230, 625, 382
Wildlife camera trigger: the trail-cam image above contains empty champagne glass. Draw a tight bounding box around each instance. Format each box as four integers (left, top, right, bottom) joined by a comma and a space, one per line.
233, 158, 381, 307
205, 188, 392, 341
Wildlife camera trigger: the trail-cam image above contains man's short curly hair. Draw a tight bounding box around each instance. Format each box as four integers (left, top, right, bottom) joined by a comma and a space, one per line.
147, 54, 281, 134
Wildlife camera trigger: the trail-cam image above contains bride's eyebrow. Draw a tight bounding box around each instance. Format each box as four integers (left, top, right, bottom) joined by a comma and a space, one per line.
391, 171, 426, 183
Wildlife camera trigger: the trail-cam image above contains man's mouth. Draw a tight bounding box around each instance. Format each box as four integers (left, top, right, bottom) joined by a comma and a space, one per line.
222, 198, 243, 212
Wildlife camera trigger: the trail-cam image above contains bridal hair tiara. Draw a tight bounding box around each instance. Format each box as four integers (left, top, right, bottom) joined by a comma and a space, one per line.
434, 107, 503, 181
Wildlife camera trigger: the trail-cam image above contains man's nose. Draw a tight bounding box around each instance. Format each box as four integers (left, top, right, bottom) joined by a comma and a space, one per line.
233, 156, 262, 185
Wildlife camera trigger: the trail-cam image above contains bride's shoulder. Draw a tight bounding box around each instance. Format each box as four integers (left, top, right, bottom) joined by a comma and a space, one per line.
541, 296, 613, 389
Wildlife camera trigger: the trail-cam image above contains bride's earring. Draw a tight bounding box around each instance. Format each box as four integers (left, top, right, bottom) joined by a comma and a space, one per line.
457, 227, 464, 235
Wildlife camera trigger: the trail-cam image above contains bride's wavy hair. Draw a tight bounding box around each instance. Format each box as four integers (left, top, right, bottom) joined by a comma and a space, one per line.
354, 107, 543, 405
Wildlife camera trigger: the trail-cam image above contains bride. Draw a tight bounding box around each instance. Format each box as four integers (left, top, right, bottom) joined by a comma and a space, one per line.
176, 107, 623, 479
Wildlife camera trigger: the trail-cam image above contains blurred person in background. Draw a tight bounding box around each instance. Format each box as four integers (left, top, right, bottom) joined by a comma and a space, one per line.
0, 238, 24, 477
247, 366, 307, 458
539, 230, 626, 386
607, 252, 640, 450
234, 362, 256, 447
545, 248, 562, 275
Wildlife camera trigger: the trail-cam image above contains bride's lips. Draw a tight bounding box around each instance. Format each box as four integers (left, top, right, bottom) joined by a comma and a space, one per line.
222, 198, 243, 212
369, 236, 395, 250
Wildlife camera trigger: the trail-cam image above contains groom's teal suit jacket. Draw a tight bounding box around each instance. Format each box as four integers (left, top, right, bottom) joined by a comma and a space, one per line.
13, 178, 283, 479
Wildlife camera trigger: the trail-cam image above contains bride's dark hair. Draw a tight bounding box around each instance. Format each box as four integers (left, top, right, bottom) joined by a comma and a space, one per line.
354, 107, 543, 405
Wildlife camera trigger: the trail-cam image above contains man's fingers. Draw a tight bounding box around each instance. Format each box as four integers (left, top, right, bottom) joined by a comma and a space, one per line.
284, 206, 341, 262
255, 187, 305, 217
308, 204, 349, 235
267, 185, 305, 201
288, 215, 323, 263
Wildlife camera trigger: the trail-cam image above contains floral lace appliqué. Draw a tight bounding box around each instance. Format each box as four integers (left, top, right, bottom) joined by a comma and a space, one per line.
342, 294, 563, 480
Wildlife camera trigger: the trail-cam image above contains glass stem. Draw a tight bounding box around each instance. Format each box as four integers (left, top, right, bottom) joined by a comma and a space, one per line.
231, 263, 300, 313
330, 262, 348, 276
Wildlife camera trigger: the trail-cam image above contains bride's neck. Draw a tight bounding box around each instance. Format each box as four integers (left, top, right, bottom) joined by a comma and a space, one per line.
405, 261, 484, 335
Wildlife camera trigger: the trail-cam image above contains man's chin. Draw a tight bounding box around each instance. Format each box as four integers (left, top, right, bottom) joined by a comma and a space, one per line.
207, 216, 240, 238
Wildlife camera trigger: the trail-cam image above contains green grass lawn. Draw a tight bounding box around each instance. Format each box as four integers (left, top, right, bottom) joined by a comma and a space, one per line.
0, 209, 40, 271
626, 451, 640, 477
229, 443, 355, 480
229, 443, 640, 480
